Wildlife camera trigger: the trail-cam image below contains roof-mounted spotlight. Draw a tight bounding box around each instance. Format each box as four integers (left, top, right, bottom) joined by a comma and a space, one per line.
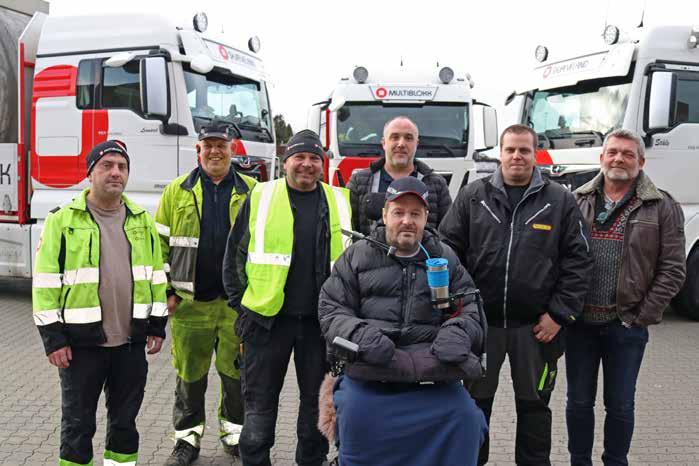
353, 66, 369, 84
439, 66, 454, 84
689, 26, 699, 49
603, 24, 620, 45
248, 36, 261, 53
535, 45, 548, 62
193, 12, 208, 33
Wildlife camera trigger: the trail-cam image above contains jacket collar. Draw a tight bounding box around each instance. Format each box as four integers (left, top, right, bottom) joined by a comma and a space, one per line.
576, 171, 662, 202
70, 187, 144, 215
369, 156, 434, 176
489, 166, 545, 195
180, 165, 251, 194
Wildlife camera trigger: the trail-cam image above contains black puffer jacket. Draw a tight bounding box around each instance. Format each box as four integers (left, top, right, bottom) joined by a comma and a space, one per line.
439, 167, 593, 327
346, 158, 452, 235
318, 228, 484, 383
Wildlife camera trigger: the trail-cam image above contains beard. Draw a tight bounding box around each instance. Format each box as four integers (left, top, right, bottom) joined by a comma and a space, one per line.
603, 166, 634, 181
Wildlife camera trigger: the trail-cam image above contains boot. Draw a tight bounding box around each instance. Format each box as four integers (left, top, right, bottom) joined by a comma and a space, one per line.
164, 440, 200, 466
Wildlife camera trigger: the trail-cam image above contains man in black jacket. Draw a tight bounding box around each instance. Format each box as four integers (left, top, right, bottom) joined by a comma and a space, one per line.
439, 124, 593, 466
222, 130, 351, 466
319, 176, 486, 466
346, 116, 451, 235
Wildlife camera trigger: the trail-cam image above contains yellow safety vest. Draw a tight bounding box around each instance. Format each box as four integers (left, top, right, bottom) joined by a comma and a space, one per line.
241, 179, 351, 316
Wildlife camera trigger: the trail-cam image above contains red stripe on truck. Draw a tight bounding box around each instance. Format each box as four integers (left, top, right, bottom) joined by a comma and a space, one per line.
333, 156, 375, 186
536, 149, 553, 165
30, 65, 109, 188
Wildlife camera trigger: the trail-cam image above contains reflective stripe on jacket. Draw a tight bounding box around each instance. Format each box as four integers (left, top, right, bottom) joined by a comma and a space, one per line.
155, 166, 256, 299
241, 179, 351, 316
32, 188, 168, 355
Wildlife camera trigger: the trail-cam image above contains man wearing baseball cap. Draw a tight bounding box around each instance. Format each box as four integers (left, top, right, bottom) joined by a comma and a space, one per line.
33, 140, 168, 466
156, 120, 257, 465
317, 176, 487, 465
223, 130, 352, 466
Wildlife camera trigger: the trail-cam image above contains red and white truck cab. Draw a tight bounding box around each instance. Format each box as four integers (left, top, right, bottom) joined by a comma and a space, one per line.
306, 65, 498, 198
507, 24, 699, 318
0, 4, 276, 278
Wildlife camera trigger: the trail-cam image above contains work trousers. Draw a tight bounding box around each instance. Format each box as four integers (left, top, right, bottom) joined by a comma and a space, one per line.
469, 324, 564, 466
239, 316, 329, 466
565, 320, 648, 466
170, 298, 243, 448
59, 343, 147, 466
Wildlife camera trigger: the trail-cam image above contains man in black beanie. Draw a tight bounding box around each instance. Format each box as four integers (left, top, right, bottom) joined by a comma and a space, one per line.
223, 130, 352, 466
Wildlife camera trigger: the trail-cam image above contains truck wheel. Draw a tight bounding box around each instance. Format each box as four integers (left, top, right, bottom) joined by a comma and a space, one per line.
673, 248, 699, 320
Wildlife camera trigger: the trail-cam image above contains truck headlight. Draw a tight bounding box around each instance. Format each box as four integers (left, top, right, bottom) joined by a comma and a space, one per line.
353, 66, 369, 84
439, 66, 454, 84
603, 25, 619, 45
535, 45, 548, 62
193, 12, 208, 33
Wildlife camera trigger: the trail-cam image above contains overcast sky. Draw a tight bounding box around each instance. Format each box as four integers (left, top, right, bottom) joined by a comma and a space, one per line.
49, 0, 699, 131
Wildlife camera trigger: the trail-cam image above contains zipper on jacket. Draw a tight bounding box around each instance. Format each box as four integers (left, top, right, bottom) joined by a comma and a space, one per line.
502, 184, 545, 328
614, 201, 643, 324
405, 268, 417, 325
524, 203, 551, 225
399, 267, 408, 326
480, 200, 502, 224
190, 190, 203, 296
123, 210, 135, 343
85, 206, 108, 344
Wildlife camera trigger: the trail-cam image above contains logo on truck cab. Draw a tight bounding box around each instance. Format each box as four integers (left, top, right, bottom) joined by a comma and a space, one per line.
371, 86, 437, 101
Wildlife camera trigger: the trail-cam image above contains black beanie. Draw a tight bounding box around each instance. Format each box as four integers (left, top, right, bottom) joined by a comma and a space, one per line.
86, 140, 130, 176
283, 130, 324, 162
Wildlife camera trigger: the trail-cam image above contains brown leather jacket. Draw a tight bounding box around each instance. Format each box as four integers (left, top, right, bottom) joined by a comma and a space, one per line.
575, 171, 686, 327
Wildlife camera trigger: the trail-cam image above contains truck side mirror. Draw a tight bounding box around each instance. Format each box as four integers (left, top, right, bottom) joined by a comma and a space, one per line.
482, 106, 498, 149
140, 56, 169, 120
648, 72, 676, 131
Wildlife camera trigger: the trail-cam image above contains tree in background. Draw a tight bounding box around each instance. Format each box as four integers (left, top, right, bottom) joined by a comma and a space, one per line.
274, 114, 294, 144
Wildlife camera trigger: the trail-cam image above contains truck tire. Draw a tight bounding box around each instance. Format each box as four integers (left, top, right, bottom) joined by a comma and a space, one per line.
673, 248, 699, 320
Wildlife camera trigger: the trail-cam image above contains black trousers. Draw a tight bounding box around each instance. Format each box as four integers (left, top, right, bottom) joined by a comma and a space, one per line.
469, 325, 563, 466
239, 316, 329, 466
59, 343, 148, 465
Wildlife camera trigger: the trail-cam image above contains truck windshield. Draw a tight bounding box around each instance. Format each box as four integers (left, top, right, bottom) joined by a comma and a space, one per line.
525, 76, 632, 150
336, 103, 469, 157
184, 68, 273, 143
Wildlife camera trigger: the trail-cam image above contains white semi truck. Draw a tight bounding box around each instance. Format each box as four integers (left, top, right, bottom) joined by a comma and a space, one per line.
0, 2, 276, 279
507, 24, 699, 318
307, 65, 499, 198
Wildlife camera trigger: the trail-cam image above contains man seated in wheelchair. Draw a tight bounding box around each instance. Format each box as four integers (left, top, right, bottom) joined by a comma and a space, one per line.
318, 177, 488, 466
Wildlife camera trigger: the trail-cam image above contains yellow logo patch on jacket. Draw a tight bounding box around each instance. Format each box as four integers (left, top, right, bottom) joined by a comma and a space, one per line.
532, 223, 552, 231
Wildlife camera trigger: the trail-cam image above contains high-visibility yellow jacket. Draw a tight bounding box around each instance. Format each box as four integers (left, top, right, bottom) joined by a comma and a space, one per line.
155, 167, 256, 300
32, 188, 168, 355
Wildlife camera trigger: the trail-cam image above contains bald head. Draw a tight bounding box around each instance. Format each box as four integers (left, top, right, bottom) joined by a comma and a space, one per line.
381, 117, 419, 172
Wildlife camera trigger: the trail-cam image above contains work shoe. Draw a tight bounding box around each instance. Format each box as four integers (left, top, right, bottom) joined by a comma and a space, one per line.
164, 440, 200, 466
221, 442, 240, 458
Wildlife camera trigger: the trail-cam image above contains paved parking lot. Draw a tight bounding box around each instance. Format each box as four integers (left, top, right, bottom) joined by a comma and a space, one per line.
2, 277, 699, 466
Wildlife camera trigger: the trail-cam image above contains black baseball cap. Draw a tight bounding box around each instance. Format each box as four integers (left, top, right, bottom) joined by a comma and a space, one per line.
198, 120, 235, 141
385, 176, 429, 207
86, 140, 129, 176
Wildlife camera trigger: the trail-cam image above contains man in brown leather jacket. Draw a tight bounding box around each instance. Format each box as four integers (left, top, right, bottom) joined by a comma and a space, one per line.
567, 128, 686, 466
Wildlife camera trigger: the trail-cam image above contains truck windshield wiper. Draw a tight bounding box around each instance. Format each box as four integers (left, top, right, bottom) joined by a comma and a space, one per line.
238, 123, 274, 142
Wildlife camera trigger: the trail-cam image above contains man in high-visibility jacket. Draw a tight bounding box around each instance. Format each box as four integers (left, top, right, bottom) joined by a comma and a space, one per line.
223, 130, 352, 466
156, 121, 256, 466
33, 140, 168, 466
